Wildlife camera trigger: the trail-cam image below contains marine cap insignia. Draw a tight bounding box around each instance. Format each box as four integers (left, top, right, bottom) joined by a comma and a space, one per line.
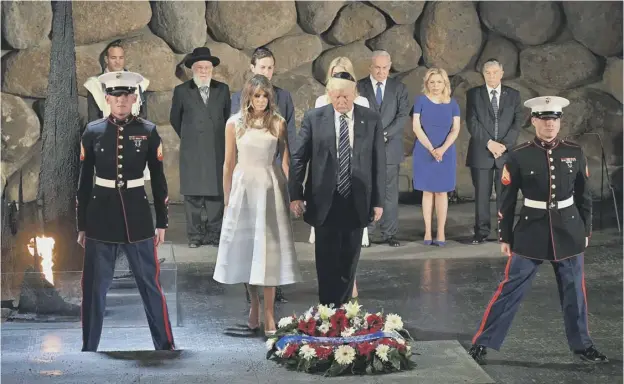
115, 72, 122, 79
545, 97, 550, 104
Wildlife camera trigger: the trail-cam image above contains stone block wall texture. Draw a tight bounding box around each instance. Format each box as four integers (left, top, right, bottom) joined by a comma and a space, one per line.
1, 1, 622, 202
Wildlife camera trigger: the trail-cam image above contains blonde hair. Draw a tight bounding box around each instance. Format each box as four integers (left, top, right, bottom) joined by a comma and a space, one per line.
239, 74, 282, 138
422, 67, 452, 104
324, 57, 360, 100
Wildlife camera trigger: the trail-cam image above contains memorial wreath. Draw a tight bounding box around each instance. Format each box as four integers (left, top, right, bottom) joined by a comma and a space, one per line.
266, 301, 415, 376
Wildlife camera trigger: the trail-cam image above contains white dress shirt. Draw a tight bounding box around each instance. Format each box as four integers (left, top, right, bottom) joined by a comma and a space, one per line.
486, 83, 501, 106
334, 107, 354, 158
370, 75, 387, 101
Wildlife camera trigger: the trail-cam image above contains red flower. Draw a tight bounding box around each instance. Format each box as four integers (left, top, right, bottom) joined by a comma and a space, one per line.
282, 343, 299, 359
366, 314, 383, 332
356, 342, 376, 357
330, 311, 349, 333
378, 338, 398, 348
297, 319, 308, 333
354, 329, 371, 336
314, 346, 333, 360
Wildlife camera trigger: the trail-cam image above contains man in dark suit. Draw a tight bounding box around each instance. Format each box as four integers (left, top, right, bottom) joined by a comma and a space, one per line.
170, 47, 231, 248
466, 58, 522, 244
289, 72, 386, 306
84, 40, 148, 122
230, 47, 296, 154
356, 50, 410, 247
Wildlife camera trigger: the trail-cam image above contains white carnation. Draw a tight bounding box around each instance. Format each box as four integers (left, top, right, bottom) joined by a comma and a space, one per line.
341, 327, 355, 337
352, 317, 362, 327
278, 316, 295, 328
299, 345, 317, 360
265, 338, 277, 350
383, 314, 404, 331
375, 344, 390, 362
334, 345, 356, 365
317, 321, 330, 334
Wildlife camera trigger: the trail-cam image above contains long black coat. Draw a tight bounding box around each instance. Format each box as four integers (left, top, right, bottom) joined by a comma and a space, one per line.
289, 104, 386, 228
169, 79, 231, 196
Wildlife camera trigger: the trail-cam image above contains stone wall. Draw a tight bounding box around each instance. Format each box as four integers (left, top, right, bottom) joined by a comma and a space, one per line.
2, 1, 622, 203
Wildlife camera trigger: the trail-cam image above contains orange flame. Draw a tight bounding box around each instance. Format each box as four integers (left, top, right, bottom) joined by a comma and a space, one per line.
27, 236, 55, 285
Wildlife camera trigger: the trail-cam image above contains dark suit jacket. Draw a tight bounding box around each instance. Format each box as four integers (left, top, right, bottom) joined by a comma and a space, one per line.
465, 85, 522, 169
230, 86, 297, 152
170, 79, 231, 196
86, 70, 148, 122
289, 104, 386, 228
356, 77, 410, 165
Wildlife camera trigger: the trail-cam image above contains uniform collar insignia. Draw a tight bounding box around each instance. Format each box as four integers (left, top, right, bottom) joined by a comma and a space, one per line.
533, 136, 559, 149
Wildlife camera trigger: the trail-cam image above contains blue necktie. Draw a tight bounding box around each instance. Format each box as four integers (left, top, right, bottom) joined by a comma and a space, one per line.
375, 82, 383, 106
337, 114, 351, 198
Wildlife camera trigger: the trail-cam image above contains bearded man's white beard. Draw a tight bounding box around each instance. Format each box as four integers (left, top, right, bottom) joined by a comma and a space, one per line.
193, 75, 211, 87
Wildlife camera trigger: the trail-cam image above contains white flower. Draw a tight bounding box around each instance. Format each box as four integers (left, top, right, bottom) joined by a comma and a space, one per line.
278, 316, 295, 328
313, 312, 320, 321
341, 327, 355, 337
383, 314, 404, 332
375, 344, 390, 362
406, 345, 412, 354
317, 321, 330, 334
303, 306, 314, 321
351, 317, 362, 328
396, 338, 406, 345
299, 345, 317, 360
317, 304, 336, 321
266, 338, 277, 350
334, 345, 356, 365
275, 347, 284, 357
342, 301, 362, 319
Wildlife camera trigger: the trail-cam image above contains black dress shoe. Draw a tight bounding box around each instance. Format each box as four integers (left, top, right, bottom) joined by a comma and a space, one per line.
471, 236, 487, 245
575, 345, 609, 363
275, 287, 288, 303
386, 237, 400, 247
468, 345, 487, 365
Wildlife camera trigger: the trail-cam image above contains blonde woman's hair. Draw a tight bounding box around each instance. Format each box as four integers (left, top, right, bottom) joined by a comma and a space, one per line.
239, 74, 282, 138
324, 56, 360, 99
422, 67, 452, 104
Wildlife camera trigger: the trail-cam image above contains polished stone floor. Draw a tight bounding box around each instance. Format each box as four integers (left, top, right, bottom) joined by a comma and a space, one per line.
1, 202, 622, 383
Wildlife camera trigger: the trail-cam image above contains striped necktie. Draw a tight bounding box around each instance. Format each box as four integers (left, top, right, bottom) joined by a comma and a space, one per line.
491, 89, 499, 139
337, 113, 351, 198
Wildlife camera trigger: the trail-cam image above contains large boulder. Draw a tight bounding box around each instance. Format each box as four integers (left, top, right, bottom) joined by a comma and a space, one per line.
265, 34, 323, 75
295, 1, 345, 35
367, 25, 421, 73
144, 125, 180, 202
72, 1, 152, 45
205, 1, 297, 50
312, 42, 373, 84
1, 94, 40, 164
120, 32, 181, 92
5, 150, 40, 203
563, 2, 623, 57
1, 0, 52, 49
272, 73, 325, 130
187, 38, 251, 92
325, 3, 387, 46
479, 2, 562, 46
149, 1, 206, 54
1, 41, 101, 98
519, 41, 601, 90
602, 58, 623, 104
370, 1, 426, 25
559, 87, 623, 166
502, 80, 539, 129
475, 34, 519, 79
396, 67, 430, 110
145, 91, 173, 125
420, 2, 483, 75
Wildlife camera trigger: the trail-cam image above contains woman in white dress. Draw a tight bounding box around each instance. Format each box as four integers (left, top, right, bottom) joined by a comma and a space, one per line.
309, 56, 370, 300
213, 75, 301, 336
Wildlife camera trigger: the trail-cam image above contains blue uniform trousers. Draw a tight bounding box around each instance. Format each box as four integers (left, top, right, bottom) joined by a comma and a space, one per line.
472, 253, 593, 351
81, 238, 174, 351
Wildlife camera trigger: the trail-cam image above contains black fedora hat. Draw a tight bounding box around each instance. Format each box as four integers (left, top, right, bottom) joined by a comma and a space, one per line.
184, 47, 220, 68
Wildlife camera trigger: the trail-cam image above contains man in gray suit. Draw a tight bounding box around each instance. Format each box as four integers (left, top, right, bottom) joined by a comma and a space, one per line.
170, 47, 231, 248
357, 51, 410, 247
466, 58, 522, 244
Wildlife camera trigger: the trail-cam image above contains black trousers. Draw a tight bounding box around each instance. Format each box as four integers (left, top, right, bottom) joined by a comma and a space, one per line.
368, 164, 399, 239
314, 192, 363, 307
472, 254, 593, 351
81, 238, 175, 351
184, 195, 224, 243
471, 167, 502, 238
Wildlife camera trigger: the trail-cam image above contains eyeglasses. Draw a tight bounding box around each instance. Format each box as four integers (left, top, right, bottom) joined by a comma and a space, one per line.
331, 72, 355, 82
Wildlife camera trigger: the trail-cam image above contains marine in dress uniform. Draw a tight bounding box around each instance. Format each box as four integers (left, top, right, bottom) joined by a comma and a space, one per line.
468, 96, 608, 364
76, 71, 175, 352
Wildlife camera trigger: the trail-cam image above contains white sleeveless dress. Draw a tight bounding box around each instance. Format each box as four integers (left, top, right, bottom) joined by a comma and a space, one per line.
213, 113, 301, 286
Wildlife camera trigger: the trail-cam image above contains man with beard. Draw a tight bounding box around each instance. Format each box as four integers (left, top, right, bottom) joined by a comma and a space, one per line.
170, 47, 231, 248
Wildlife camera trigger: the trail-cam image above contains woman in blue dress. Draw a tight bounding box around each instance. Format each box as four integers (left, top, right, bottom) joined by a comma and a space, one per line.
412, 68, 461, 246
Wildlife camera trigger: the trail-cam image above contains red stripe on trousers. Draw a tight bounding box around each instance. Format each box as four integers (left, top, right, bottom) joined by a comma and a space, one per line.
153, 243, 174, 346
580, 256, 590, 336
472, 255, 513, 345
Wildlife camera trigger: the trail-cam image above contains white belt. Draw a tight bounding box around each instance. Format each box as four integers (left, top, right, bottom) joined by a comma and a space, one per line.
524, 196, 574, 210
95, 176, 144, 189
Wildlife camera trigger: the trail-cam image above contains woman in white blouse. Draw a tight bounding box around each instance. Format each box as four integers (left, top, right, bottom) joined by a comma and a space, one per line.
309, 56, 370, 300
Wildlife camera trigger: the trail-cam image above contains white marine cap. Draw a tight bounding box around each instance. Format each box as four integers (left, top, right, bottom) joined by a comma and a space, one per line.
524, 96, 570, 119
98, 71, 144, 96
